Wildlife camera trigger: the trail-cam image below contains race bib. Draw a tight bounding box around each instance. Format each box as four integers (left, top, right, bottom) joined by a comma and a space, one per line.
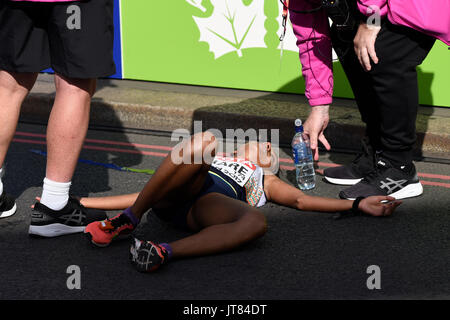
211, 156, 256, 187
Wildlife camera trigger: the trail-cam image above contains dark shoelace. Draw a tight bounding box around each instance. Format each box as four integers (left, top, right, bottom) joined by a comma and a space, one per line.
109, 213, 132, 230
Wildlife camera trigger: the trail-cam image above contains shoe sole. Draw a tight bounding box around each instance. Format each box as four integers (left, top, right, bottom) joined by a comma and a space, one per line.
29, 224, 86, 237
343, 182, 424, 200
389, 182, 423, 200
0, 203, 17, 219
85, 231, 132, 248
324, 176, 363, 186
130, 239, 162, 273
84, 231, 111, 248
129, 240, 146, 272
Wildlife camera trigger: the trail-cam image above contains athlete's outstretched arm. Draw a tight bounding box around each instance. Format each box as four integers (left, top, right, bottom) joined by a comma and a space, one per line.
263, 175, 401, 217
34, 193, 139, 210
79, 193, 139, 210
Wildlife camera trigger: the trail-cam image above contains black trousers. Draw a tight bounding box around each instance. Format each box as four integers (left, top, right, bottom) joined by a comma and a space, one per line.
330, 19, 435, 166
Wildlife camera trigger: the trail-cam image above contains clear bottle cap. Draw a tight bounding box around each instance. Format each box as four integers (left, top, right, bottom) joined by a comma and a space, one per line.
294, 119, 302, 127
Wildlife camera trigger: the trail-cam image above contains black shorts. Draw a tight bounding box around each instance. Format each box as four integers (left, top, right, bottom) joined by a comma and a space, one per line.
0, 0, 115, 79
153, 168, 247, 231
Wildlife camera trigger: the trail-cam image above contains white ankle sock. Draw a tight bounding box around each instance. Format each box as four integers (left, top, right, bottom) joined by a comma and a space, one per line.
0, 167, 3, 195
40, 178, 71, 211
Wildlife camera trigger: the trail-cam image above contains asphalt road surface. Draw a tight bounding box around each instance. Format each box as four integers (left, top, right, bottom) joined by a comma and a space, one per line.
0, 122, 449, 300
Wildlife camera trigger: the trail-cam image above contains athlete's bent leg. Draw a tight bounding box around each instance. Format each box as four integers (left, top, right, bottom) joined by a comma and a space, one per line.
130, 131, 217, 220
84, 132, 218, 247
130, 193, 267, 272
172, 193, 267, 258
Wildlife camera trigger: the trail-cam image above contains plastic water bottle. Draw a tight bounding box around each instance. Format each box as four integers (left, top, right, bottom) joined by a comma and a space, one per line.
292, 119, 315, 190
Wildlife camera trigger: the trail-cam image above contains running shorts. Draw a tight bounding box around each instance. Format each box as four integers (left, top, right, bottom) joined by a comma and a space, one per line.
0, 0, 115, 78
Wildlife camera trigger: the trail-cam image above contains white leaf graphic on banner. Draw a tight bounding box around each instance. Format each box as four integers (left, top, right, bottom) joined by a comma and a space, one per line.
193, 0, 266, 59
186, 0, 206, 12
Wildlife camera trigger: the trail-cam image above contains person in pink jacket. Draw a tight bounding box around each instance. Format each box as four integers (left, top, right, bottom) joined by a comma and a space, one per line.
0, 0, 113, 231
289, 0, 448, 200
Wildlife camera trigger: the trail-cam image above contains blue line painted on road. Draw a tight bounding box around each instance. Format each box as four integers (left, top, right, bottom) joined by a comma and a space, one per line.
30, 149, 154, 175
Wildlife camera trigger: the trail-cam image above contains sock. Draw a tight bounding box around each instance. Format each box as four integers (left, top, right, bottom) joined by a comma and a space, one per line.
123, 207, 140, 227
159, 243, 173, 261
40, 178, 71, 211
0, 167, 3, 195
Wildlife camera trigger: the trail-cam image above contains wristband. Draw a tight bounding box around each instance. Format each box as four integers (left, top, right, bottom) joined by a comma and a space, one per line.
352, 197, 365, 214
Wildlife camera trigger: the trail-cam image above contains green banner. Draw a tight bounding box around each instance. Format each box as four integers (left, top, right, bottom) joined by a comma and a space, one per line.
121, 0, 450, 107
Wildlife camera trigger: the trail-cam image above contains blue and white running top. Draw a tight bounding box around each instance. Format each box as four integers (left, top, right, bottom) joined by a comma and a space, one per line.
210, 156, 267, 207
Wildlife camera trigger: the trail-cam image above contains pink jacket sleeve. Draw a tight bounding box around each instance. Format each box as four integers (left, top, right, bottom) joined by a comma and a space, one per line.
289, 1, 333, 107
357, 0, 388, 18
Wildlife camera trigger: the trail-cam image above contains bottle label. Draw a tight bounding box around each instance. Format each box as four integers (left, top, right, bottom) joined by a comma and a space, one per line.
293, 147, 299, 164
293, 144, 311, 164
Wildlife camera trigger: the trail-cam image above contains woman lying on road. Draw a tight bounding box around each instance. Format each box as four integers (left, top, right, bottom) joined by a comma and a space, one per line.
76, 132, 401, 272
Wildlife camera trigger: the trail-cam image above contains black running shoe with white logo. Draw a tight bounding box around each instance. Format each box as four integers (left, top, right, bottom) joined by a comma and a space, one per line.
29, 197, 107, 237
324, 138, 375, 186
339, 157, 423, 200
129, 238, 169, 273
0, 192, 17, 219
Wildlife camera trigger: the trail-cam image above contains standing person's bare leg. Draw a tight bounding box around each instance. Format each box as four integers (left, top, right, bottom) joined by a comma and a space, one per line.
23, 0, 113, 235
0, 71, 37, 168
0, 71, 37, 218
28, 75, 107, 237
39, 74, 96, 211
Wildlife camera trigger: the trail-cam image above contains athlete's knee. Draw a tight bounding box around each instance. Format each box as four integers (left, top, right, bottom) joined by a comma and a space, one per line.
241, 210, 267, 238
191, 131, 217, 164
192, 131, 217, 151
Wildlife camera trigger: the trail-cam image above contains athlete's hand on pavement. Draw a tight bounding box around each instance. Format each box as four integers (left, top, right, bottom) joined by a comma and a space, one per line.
303, 105, 331, 161
359, 196, 402, 217
354, 22, 381, 72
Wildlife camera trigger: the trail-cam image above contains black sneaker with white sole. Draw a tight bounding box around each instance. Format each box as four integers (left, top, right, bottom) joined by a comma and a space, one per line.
339, 157, 423, 200
29, 196, 107, 237
324, 138, 375, 186
0, 192, 17, 219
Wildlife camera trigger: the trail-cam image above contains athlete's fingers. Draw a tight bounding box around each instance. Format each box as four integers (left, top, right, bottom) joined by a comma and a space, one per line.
392, 201, 402, 209
377, 196, 396, 204
385, 202, 398, 216
31, 197, 41, 208
381, 205, 387, 216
